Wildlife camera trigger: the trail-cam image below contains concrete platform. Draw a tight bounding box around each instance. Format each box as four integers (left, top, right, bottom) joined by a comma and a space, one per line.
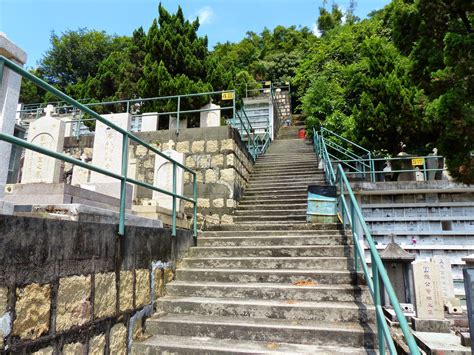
13, 203, 163, 228
413, 331, 471, 354
4, 183, 132, 210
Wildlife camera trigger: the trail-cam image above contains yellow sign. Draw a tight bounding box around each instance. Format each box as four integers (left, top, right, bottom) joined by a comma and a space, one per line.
411, 158, 425, 166
264, 81, 271, 86
222, 92, 234, 100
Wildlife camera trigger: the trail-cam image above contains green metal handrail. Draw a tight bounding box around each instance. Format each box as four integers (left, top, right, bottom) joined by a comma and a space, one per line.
313, 128, 420, 354
321, 127, 376, 182
0, 55, 198, 238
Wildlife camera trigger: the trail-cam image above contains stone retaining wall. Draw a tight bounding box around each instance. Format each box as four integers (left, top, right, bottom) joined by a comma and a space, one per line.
0, 215, 194, 354
63, 126, 254, 226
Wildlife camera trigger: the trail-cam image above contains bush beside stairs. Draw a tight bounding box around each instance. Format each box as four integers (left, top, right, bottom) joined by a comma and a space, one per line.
132, 126, 377, 354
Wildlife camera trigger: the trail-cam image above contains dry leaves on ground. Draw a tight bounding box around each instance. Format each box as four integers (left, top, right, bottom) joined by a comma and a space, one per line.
265, 342, 281, 350
292, 280, 317, 286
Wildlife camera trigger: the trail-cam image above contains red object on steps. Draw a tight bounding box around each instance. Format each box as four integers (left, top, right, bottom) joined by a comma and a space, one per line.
298, 128, 306, 139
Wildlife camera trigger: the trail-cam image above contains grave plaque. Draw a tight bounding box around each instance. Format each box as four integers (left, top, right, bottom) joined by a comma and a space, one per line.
431, 256, 456, 301
152, 146, 184, 211
200, 103, 221, 127
463, 268, 474, 354
88, 113, 131, 198
412, 260, 444, 319
21, 105, 65, 184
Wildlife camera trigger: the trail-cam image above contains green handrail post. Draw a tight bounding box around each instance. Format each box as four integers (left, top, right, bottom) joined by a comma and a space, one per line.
172, 162, 177, 237
193, 173, 198, 239
176, 96, 181, 136
372, 261, 385, 353
119, 133, 129, 236
422, 159, 427, 181
368, 152, 375, 182
351, 201, 358, 272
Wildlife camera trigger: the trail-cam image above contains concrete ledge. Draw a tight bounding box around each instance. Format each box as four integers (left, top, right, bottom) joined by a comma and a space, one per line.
351, 181, 474, 194
411, 317, 450, 333
13, 203, 163, 229
5, 183, 132, 210
0, 33, 27, 64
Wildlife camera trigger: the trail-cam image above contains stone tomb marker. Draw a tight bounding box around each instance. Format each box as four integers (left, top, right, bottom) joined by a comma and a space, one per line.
412, 260, 444, 320
88, 113, 131, 198
21, 105, 65, 184
463, 268, 474, 354
432, 256, 461, 313
153, 145, 184, 211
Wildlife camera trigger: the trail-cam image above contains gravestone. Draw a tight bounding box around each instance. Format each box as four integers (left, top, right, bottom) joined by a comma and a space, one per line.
152, 143, 184, 211
463, 268, 474, 354
412, 260, 444, 320
432, 256, 461, 314
71, 153, 90, 186
21, 105, 65, 184
0, 33, 27, 214
140, 112, 158, 132
200, 103, 221, 127
88, 113, 131, 199
169, 116, 188, 130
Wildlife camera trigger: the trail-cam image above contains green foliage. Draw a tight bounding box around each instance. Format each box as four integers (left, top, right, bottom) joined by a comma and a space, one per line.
317, 4, 343, 35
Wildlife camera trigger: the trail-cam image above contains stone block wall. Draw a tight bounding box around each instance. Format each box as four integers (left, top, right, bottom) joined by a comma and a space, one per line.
0, 215, 194, 354
131, 126, 254, 226
62, 126, 254, 226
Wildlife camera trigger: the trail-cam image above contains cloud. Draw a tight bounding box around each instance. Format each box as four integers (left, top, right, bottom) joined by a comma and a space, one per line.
312, 23, 322, 37
196, 6, 214, 25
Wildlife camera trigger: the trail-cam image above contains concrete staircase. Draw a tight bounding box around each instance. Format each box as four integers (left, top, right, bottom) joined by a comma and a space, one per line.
133, 132, 377, 354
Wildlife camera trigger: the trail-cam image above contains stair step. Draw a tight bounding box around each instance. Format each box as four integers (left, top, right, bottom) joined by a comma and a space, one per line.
156, 297, 374, 323
176, 268, 361, 284
236, 203, 307, 210
133, 333, 377, 354
234, 215, 307, 222
204, 223, 340, 231
200, 229, 345, 238
166, 281, 371, 303
197, 235, 347, 247
239, 196, 308, 204
189, 245, 350, 258
182, 256, 353, 270
235, 209, 307, 215
247, 181, 324, 188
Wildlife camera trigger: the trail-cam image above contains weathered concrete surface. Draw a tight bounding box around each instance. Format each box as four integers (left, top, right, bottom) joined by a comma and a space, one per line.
0, 214, 194, 353
413, 331, 471, 354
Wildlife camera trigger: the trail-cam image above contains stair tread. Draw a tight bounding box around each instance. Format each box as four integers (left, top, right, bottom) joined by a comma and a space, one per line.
178, 268, 354, 274
136, 334, 376, 354
150, 313, 373, 332
157, 296, 374, 310
169, 280, 366, 290
192, 245, 347, 250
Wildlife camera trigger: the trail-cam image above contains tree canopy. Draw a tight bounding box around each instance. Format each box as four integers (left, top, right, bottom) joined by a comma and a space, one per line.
19, 1, 473, 183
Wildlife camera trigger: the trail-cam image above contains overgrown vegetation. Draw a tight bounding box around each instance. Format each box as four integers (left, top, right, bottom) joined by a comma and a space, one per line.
19, 1, 473, 183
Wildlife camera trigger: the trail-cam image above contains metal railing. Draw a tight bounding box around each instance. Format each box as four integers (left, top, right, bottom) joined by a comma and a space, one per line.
321, 127, 376, 182
17, 89, 266, 162
313, 128, 420, 354
1, 55, 198, 238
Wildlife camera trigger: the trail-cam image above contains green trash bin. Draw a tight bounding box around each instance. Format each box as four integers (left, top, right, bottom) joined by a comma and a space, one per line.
307, 186, 338, 223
